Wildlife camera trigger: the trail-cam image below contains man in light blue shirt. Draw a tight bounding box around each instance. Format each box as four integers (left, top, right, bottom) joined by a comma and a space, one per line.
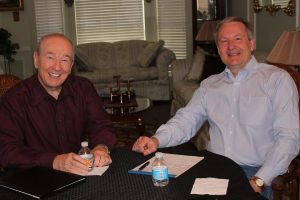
132, 16, 299, 199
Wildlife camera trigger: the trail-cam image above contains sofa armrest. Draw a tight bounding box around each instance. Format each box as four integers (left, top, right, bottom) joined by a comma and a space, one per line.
155, 48, 176, 81
171, 58, 193, 82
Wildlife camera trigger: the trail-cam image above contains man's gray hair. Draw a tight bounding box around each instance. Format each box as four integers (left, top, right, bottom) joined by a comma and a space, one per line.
35, 33, 75, 59
214, 16, 254, 43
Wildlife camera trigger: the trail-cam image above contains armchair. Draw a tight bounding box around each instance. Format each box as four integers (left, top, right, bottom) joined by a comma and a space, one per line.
0, 74, 22, 97
271, 63, 300, 200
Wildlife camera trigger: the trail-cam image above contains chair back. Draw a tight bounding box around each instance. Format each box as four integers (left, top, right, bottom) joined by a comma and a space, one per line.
0, 74, 22, 97
271, 63, 300, 200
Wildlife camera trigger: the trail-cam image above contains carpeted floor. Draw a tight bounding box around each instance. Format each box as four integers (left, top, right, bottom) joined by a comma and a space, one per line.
115, 101, 172, 148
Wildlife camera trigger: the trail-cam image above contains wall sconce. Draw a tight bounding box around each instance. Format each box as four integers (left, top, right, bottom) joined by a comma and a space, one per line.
64, 0, 74, 7
283, 0, 295, 16
253, 0, 263, 13
253, 0, 295, 16
264, 4, 281, 16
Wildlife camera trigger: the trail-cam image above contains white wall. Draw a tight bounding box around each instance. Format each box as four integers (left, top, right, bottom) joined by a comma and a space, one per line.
0, 0, 36, 78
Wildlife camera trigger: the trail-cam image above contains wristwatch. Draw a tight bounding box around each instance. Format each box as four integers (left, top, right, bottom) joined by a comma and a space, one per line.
251, 176, 265, 190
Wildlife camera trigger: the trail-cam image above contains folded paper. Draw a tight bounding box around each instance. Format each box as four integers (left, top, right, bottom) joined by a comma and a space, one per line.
191, 178, 229, 195
86, 166, 109, 176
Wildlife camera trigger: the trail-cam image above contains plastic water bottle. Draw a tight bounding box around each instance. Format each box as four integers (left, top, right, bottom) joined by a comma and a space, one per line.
78, 141, 94, 171
152, 152, 169, 187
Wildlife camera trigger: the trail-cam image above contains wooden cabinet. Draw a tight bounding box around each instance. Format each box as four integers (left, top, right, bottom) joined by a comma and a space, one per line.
192, 0, 228, 54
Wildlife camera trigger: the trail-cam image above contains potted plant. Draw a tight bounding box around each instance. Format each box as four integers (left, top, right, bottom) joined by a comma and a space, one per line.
0, 28, 20, 74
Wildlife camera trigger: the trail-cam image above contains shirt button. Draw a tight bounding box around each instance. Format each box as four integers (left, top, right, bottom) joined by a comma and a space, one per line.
231, 114, 234, 118
229, 131, 233, 135
233, 98, 236, 102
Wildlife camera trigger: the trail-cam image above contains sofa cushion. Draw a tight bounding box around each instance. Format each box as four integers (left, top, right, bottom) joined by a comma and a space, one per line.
185, 48, 206, 81
137, 40, 165, 68
76, 66, 159, 84
74, 47, 96, 72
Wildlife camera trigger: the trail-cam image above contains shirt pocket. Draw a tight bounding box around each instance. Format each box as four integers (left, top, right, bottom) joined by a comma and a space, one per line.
239, 96, 269, 126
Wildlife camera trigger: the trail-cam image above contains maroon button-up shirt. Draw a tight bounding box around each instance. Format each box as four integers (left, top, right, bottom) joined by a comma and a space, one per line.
0, 74, 117, 168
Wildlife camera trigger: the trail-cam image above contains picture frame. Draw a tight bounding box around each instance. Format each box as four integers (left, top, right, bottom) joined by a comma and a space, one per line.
0, 0, 24, 11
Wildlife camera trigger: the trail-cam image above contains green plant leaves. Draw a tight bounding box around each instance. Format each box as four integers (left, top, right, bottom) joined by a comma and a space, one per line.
0, 28, 20, 63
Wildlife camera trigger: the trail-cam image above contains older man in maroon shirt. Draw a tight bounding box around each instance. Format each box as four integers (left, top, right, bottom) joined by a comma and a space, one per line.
0, 33, 117, 175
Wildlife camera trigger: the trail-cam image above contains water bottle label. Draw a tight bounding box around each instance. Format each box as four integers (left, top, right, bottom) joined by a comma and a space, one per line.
80, 154, 94, 170
152, 166, 168, 180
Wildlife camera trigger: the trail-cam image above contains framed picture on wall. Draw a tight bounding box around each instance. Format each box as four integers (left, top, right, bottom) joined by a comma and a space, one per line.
0, 0, 24, 11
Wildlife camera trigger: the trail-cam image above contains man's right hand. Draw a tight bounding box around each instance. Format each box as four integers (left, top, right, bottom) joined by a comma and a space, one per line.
53, 153, 89, 175
132, 136, 159, 155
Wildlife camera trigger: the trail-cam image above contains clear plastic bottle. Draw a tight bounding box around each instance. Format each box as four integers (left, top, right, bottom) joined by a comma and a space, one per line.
152, 152, 169, 187
78, 141, 94, 171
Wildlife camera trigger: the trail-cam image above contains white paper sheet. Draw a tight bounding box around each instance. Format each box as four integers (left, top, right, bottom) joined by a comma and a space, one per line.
85, 166, 109, 176
190, 178, 229, 195
130, 153, 204, 178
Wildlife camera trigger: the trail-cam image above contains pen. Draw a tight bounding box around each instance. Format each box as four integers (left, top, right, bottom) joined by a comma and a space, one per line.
138, 161, 150, 171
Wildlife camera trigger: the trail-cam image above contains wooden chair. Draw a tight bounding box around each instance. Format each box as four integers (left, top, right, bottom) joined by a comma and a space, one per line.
0, 74, 22, 97
271, 64, 300, 200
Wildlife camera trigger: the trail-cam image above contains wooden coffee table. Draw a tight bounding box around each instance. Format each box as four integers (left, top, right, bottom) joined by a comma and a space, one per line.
103, 97, 152, 135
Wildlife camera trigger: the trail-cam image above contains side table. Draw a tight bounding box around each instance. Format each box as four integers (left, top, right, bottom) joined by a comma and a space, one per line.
103, 97, 152, 135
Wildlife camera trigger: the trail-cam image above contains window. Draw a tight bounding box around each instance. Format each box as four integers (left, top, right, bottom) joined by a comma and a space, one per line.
34, 0, 64, 41
74, 0, 145, 44
34, 0, 188, 58
157, 0, 187, 58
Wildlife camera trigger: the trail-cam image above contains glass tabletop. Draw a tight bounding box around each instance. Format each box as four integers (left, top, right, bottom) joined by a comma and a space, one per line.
104, 97, 152, 115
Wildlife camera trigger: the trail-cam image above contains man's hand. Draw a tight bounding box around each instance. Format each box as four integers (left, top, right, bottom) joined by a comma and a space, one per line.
92, 145, 112, 167
132, 136, 159, 155
53, 153, 89, 175
249, 179, 263, 193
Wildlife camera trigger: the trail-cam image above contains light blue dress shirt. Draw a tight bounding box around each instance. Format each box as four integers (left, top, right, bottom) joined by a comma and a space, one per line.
155, 56, 300, 185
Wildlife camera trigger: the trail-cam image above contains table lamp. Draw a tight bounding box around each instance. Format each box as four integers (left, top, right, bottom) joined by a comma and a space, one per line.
266, 29, 300, 72
195, 20, 219, 41
195, 20, 219, 54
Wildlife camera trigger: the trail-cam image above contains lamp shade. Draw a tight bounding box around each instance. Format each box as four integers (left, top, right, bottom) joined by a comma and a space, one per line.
195, 20, 219, 41
266, 30, 300, 65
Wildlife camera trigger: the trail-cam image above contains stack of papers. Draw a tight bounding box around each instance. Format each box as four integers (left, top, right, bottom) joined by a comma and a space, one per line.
128, 153, 204, 178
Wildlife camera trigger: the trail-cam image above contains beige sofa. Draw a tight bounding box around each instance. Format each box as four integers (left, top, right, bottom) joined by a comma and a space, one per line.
170, 48, 226, 150
74, 40, 176, 101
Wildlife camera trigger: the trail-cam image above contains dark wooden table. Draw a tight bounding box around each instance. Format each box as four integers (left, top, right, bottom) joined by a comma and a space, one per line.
0, 145, 267, 200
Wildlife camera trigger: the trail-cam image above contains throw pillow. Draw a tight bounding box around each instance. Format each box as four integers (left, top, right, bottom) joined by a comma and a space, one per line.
185, 48, 206, 81
74, 47, 96, 72
137, 40, 165, 68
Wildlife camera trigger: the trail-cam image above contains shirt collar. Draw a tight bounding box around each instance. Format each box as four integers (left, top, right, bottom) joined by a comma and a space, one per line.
224, 56, 258, 81
31, 74, 75, 105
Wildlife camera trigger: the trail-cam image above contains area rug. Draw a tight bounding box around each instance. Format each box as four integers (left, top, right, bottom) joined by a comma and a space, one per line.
114, 124, 157, 149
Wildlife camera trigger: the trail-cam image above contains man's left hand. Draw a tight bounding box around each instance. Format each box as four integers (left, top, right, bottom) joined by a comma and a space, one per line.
249, 179, 263, 193
92, 145, 112, 167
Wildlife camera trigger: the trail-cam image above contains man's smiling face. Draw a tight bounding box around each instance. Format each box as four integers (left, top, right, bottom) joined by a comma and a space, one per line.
33, 35, 74, 96
217, 21, 254, 74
